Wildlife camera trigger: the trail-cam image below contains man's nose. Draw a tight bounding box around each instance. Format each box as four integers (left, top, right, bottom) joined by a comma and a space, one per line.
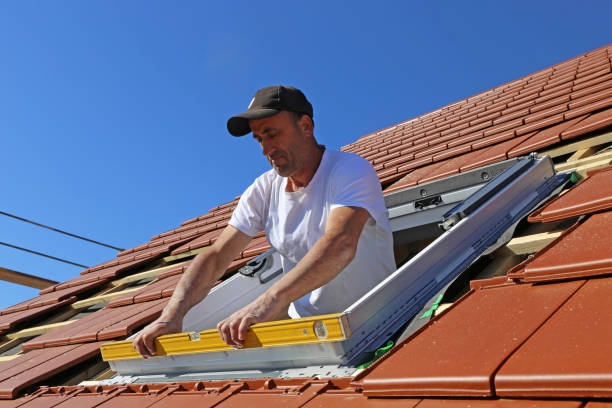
262, 140, 275, 157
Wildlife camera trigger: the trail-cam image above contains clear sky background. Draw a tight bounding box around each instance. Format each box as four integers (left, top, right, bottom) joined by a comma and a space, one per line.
0, 1, 610, 309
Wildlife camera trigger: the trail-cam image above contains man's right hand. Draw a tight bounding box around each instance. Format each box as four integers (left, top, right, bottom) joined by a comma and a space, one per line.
132, 318, 182, 358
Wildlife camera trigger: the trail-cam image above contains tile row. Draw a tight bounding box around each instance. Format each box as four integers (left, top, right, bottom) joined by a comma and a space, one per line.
383, 106, 612, 194
529, 165, 612, 223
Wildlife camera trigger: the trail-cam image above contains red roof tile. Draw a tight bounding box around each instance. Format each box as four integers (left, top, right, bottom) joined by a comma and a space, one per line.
529, 166, 612, 223
495, 277, 612, 397
506, 115, 587, 156
355, 280, 582, 397
0, 342, 101, 399
0, 298, 75, 332
562, 106, 612, 139
22, 298, 167, 350
510, 211, 612, 282
415, 400, 583, 408
169, 228, 223, 255
107, 274, 182, 308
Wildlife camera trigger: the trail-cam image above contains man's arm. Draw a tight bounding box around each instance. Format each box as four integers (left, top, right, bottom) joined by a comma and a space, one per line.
132, 225, 252, 357
216, 205, 369, 348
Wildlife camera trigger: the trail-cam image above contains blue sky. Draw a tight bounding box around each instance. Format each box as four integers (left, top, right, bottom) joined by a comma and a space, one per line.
0, 1, 610, 309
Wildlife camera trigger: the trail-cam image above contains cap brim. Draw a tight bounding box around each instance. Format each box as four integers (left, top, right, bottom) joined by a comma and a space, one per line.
227, 108, 280, 136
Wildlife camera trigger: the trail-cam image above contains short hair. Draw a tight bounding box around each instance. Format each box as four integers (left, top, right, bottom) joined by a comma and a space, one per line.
289, 111, 315, 130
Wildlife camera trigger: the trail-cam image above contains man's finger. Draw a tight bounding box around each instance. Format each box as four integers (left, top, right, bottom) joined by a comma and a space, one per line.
133, 335, 150, 359
228, 319, 242, 348
237, 315, 255, 344
217, 320, 230, 346
143, 334, 155, 357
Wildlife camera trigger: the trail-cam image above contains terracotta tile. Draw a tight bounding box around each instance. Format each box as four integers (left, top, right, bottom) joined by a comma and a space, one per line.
523, 104, 568, 124
577, 61, 611, 78
529, 166, 612, 223
356, 281, 582, 397
382, 153, 415, 169
476, 108, 504, 122
0, 342, 101, 399
397, 156, 433, 173
485, 100, 508, 113
568, 87, 612, 110
387, 140, 413, 155
461, 134, 533, 172
413, 144, 447, 159
472, 129, 517, 150
562, 106, 612, 138
515, 212, 612, 282
493, 108, 529, 126
241, 236, 271, 258
495, 277, 612, 397
4, 281, 98, 312
46, 274, 107, 293
80, 251, 165, 278
573, 67, 612, 85
383, 163, 442, 193
22, 298, 167, 350
433, 143, 472, 162
507, 116, 586, 157
513, 113, 565, 138
170, 228, 223, 255
0, 298, 74, 331
377, 167, 397, 180
420, 149, 483, 184
416, 399, 582, 408
447, 132, 482, 149
504, 99, 536, 113
544, 76, 574, 91
372, 151, 399, 164
483, 119, 522, 138
538, 84, 572, 99
98, 298, 167, 340
572, 72, 612, 92
494, 92, 520, 105
530, 95, 571, 113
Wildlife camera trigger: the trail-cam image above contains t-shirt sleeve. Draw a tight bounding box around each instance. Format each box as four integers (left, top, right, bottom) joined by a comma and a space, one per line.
329, 155, 386, 221
228, 177, 267, 237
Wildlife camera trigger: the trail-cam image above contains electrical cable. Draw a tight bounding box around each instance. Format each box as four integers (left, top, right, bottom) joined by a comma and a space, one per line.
0, 241, 89, 268
0, 211, 124, 251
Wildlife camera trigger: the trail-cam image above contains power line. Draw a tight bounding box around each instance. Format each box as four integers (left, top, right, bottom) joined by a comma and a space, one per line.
0, 241, 89, 268
0, 211, 124, 251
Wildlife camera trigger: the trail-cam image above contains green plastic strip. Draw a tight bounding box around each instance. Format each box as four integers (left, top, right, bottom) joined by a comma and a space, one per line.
420, 294, 444, 319
357, 340, 394, 369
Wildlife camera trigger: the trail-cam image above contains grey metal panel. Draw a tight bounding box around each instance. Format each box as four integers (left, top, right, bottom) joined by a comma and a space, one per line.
384, 158, 520, 208
181, 250, 283, 332
388, 184, 483, 232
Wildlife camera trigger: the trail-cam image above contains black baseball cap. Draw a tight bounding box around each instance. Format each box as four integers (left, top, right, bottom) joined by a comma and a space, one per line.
227, 85, 313, 136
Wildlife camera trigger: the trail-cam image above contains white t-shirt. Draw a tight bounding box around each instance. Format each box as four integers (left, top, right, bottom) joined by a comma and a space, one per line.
229, 148, 396, 318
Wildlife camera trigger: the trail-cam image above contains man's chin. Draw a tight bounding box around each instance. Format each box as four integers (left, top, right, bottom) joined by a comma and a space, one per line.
272, 165, 295, 178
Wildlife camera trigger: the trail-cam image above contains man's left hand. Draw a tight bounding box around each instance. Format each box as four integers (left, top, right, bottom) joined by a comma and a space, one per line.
216, 291, 284, 348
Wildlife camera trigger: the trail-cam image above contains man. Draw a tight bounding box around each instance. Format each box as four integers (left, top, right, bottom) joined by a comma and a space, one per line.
133, 85, 395, 356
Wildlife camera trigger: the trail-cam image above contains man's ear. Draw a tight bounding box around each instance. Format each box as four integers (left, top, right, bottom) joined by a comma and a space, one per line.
298, 114, 314, 136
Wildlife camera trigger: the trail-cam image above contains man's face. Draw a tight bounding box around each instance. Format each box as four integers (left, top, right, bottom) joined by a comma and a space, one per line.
249, 111, 310, 177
